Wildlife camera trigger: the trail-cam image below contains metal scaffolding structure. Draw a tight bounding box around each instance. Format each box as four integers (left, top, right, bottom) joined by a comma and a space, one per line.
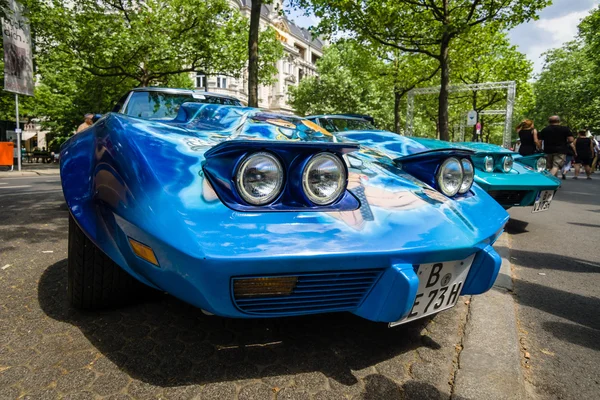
406, 81, 517, 149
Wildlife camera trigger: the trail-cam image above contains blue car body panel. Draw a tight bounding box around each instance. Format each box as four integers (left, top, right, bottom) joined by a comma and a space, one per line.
60, 104, 508, 323
335, 131, 560, 209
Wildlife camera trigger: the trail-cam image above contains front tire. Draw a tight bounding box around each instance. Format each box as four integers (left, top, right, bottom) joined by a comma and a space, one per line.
67, 214, 149, 309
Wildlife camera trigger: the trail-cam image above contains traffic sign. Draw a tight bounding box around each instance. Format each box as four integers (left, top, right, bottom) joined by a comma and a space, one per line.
467, 110, 477, 127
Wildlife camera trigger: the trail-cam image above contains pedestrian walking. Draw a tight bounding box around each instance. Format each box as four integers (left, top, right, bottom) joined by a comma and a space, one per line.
561, 141, 575, 180
516, 119, 539, 156
538, 116, 575, 176
573, 130, 594, 179
76, 114, 94, 133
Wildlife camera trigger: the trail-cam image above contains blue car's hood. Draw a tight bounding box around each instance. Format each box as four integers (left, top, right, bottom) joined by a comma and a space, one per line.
61, 106, 509, 269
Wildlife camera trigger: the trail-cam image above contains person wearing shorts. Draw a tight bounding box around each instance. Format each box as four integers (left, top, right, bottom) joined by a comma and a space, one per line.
538, 116, 575, 176
573, 130, 594, 179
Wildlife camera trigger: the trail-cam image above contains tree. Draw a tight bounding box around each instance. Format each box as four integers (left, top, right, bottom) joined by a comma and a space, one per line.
449, 28, 532, 141
531, 41, 599, 131
248, 0, 263, 107
30, 0, 282, 87
289, 40, 439, 132
291, 0, 548, 141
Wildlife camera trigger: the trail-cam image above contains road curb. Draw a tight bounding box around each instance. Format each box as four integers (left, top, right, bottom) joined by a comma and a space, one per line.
452, 233, 528, 399
0, 169, 60, 178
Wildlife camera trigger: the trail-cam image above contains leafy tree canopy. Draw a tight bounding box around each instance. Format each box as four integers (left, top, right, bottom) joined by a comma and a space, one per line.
290, 0, 549, 140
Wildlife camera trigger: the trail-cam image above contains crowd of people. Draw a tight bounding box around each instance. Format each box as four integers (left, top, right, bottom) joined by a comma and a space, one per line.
515, 115, 599, 180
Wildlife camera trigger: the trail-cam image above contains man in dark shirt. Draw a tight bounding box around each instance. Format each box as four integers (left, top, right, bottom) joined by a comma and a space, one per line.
538, 115, 575, 176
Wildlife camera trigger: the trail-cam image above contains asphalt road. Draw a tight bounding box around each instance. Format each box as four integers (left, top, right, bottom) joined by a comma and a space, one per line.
0, 175, 62, 198
507, 173, 600, 399
0, 175, 470, 399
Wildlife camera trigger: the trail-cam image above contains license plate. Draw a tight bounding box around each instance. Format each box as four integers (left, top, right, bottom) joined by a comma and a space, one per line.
532, 190, 555, 213
389, 255, 475, 327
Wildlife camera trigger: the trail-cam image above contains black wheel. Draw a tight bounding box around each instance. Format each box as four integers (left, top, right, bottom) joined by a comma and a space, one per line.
67, 214, 151, 309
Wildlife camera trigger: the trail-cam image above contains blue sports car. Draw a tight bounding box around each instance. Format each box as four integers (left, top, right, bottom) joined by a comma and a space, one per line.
60, 90, 508, 326
307, 115, 561, 211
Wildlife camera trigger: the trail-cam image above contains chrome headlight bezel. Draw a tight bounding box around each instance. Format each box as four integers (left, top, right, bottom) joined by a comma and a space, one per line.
484, 155, 494, 172
302, 152, 347, 206
235, 151, 284, 205
536, 157, 547, 172
501, 155, 513, 173
459, 158, 474, 194
436, 157, 464, 197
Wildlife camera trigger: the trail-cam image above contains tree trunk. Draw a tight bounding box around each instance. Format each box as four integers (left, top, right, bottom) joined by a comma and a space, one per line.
471, 92, 478, 141
438, 35, 451, 141
247, 0, 262, 108
394, 88, 401, 134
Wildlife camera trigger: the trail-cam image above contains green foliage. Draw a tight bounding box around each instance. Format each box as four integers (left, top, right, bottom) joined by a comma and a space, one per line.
531, 41, 600, 131
6, 0, 283, 135
290, 0, 549, 140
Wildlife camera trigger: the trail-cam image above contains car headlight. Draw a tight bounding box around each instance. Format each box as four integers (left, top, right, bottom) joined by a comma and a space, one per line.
302, 153, 346, 205
236, 152, 284, 205
459, 158, 474, 194
436, 157, 463, 197
536, 157, 547, 172
502, 156, 513, 173
484, 156, 494, 172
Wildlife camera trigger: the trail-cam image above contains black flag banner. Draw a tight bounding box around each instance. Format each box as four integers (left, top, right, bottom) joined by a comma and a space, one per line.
1, 0, 33, 96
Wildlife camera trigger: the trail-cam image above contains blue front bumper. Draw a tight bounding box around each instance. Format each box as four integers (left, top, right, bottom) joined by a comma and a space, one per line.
112, 212, 503, 323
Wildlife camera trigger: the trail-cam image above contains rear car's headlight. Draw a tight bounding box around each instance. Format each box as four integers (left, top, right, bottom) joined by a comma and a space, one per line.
236, 152, 284, 205
502, 156, 513, 173
302, 152, 346, 205
459, 158, 474, 194
536, 157, 546, 172
436, 157, 463, 197
484, 156, 494, 172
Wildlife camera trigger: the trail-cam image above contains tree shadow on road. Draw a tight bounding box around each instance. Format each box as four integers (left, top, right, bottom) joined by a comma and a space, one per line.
361, 374, 467, 399
38, 259, 442, 388
513, 279, 600, 331
509, 248, 600, 274
541, 321, 600, 352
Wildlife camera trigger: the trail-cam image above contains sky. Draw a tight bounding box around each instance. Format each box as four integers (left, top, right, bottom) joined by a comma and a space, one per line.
285, 0, 600, 76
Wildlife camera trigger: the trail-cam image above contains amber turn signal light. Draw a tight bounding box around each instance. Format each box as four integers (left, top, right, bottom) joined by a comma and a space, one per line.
128, 238, 159, 266
233, 277, 297, 298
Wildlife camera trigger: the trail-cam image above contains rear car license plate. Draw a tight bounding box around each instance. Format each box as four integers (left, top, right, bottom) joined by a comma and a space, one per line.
532, 190, 555, 213
389, 255, 475, 327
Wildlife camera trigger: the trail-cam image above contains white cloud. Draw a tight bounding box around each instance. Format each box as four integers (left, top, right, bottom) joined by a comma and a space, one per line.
508, 2, 599, 75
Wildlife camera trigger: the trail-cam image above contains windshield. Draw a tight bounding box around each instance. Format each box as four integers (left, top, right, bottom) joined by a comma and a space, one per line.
123, 91, 242, 119
322, 118, 375, 132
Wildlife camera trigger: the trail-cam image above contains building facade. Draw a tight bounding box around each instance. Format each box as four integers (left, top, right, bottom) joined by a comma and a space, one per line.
195, 0, 324, 114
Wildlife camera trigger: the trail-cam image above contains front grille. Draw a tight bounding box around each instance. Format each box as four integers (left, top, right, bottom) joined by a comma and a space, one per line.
488, 190, 528, 205
232, 269, 384, 315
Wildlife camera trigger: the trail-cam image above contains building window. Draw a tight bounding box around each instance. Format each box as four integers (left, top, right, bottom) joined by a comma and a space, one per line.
217, 76, 227, 89
311, 53, 320, 65
196, 74, 206, 88
295, 44, 306, 60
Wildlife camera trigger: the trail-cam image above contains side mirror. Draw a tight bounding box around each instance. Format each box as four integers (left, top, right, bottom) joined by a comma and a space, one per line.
92, 114, 103, 123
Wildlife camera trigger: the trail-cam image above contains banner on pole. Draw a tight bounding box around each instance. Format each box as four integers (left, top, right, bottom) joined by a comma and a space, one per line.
1, 0, 34, 96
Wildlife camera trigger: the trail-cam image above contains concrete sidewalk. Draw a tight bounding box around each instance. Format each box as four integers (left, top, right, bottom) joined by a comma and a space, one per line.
453, 234, 530, 399
0, 163, 60, 177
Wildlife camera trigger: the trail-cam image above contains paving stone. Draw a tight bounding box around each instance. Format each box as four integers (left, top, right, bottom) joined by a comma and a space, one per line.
238, 382, 274, 400
276, 387, 311, 400
59, 350, 97, 371
62, 391, 96, 400
198, 381, 237, 400
0, 365, 29, 387
357, 374, 403, 400
0, 385, 21, 400
126, 379, 164, 399
55, 368, 96, 393
19, 366, 63, 392
91, 372, 131, 396
162, 384, 203, 400
293, 372, 328, 392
